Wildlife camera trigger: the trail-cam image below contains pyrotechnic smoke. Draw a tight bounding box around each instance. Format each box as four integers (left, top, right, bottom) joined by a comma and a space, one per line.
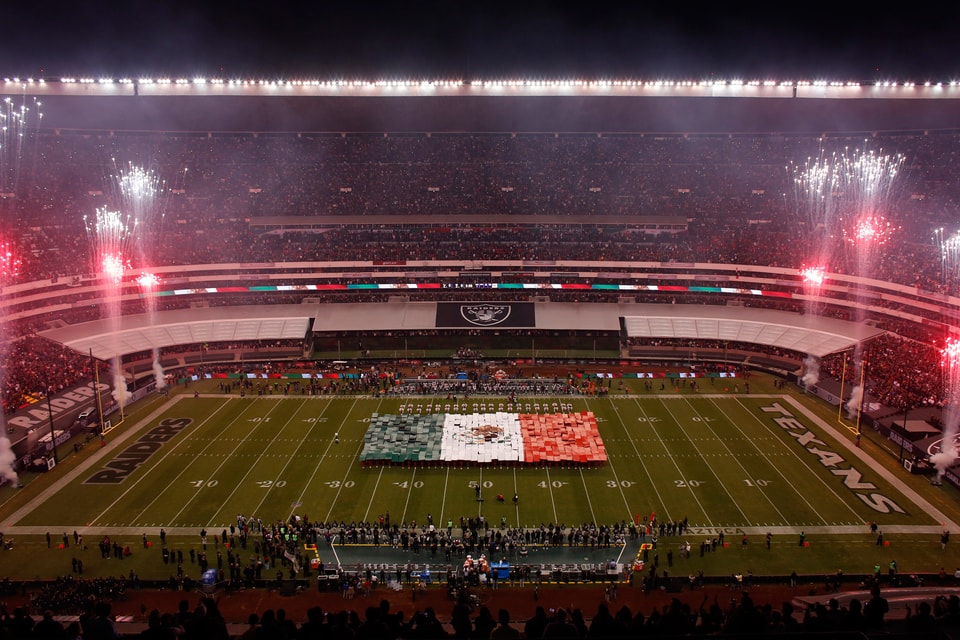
933, 339, 960, 480
0, 435, 17, 485
153, 352, 166, 390
111, 367, 130, 406
801, 356, 820, 388
137, 273, 165, 388
846, 384, 864, 420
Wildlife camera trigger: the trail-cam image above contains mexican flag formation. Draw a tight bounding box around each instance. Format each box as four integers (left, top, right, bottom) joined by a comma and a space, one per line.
360, 411, 606, 466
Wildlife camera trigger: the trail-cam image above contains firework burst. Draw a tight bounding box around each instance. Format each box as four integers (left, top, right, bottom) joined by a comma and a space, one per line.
111, 160, 166, 231
844, 215, 899, 248
789, 144, 905, 268
84, 207, 137, 280
0, 240, 21, 285
800, 265, 826, 287
136, 271, 160, 289
935, 228, 960, 292
0, 93, 43, 202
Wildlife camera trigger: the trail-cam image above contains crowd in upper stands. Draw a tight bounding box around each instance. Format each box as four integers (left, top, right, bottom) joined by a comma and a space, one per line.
3, 130, 960, 418
1, 131, 957, 287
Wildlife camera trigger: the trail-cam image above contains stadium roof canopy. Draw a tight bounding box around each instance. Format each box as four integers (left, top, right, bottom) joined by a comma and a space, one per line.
42, 302, 880, 361
620, 306, 880, 358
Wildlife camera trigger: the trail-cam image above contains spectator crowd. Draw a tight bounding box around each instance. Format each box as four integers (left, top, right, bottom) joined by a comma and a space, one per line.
3, 130, 960, 422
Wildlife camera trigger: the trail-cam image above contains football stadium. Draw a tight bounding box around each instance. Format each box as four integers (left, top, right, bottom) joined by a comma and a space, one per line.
2, 74, 960, 636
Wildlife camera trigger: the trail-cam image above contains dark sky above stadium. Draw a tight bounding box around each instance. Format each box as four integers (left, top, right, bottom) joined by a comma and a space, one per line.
7, 1, 960, 81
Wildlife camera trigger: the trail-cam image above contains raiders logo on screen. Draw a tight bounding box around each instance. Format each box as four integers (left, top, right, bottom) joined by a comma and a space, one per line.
435, 301, 535, 328
461, 304, 511, 326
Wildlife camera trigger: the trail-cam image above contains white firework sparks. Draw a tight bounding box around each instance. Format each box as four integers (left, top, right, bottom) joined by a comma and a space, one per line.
0, 93, 43, 201
936, 228, 960, 291
85, 207, 137, 279
789, 143, 905, 269
113, 160, 165, 223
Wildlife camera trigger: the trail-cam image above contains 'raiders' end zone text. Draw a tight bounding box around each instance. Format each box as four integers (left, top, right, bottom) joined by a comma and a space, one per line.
85, 418, 193, 485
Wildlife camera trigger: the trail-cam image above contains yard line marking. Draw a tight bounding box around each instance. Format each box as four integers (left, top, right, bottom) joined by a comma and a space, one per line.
248, 399, 335, 521
167, 400, 288, 527
399, 469, 418, 525
206, 399, 312, 526
633, 397, 713, 525
579, 468, 597, 524
324, 398, 377, 523
544, 467, 558, 523
682, 397, 790, 525
707, 397, 825, 524
105, 398, 238, 527
598, 399, 636, 521
658, 397, 750, 524
438, 467, 450, 527
609, 398, 670, 521
363, 466, 386, 524
477, 465, 484, 518
512, 467, 520, 528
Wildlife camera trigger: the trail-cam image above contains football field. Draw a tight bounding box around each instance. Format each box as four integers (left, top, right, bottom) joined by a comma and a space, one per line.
3, 389, 951, 538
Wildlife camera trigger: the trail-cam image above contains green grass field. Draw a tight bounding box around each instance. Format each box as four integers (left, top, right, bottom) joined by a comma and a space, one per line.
3, 374, 960, 582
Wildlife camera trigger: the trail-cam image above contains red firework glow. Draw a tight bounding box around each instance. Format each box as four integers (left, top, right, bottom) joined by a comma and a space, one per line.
847, 216, 897, 246
0, 241, 21, 283
136, 272, 160, 288
943, 338, 960, 370
800, 266, 826, 286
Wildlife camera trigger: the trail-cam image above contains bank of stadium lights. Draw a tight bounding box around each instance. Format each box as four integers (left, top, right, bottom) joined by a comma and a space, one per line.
8, 76, 960, 90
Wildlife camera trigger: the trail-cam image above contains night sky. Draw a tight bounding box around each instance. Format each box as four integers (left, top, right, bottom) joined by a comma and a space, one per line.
6, 2, 960, 81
